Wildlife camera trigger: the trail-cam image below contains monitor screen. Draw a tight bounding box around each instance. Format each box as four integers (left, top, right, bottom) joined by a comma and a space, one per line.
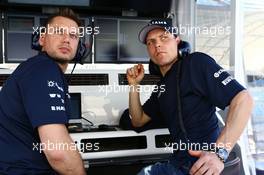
119, 19, 149, 62
6, 16, 37, 62
94, 18, 150, 63
69, 93, 82, 120
95, 18, 118, 62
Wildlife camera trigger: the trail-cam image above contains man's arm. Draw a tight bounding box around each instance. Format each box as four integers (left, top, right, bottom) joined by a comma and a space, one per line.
38, 124, 86, 175
216, 90, 253, 150
129, 84, 151, 127
189, 90, 253, 175
127, 64, 151, 127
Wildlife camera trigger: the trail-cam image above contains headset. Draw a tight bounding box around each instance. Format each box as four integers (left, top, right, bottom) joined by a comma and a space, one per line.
31, 28, 88, 65
149, 40, 191, 76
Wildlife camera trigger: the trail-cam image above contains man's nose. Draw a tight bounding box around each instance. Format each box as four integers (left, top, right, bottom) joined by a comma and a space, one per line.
62, 33, 70, 43
154, 39, 161, 48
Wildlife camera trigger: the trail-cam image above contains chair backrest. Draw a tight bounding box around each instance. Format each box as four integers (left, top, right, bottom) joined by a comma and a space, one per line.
221, 150, 241, 175
216, 110, 244, 175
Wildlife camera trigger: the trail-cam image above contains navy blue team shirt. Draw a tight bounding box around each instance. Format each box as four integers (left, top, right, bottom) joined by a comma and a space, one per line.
0, 52, 71, 174
143, 52, 245, 169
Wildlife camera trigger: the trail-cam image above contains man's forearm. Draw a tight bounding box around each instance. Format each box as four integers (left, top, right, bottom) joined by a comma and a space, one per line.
48, 142, 86, 175
38, 124, 86, 175
129, 85, 144, 127
45, 139, 86, 175
47, 139, 86, 175
49, 149, 86, 175
216, 90, 253, 152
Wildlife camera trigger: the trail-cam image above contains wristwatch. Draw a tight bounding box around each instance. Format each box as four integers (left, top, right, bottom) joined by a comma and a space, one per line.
215, 147, 229, 163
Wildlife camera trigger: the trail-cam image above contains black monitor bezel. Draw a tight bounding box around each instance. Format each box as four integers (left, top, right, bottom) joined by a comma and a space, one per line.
69, 92, 82, 120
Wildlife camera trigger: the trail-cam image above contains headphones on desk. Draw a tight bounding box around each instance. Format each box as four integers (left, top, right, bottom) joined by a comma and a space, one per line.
31, 29, 88, 64
149, 40, 191, 76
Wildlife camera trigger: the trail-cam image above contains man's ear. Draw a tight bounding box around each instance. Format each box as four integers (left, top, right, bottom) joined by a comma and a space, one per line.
175, 36, 180, 44
38, 34, 45, 47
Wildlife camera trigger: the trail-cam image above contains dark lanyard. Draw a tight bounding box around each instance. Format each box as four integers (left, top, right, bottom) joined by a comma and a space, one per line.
176, 59, 190, 143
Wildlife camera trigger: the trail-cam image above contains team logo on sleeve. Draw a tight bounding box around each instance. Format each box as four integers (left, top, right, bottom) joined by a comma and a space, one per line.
49, 94, 62, 98
51, 106, 65, 111
49, 94, 56, 98
47, 80, 64, 92
214, 69, 225, 78
47, 86, 66, 111
48, 93, 65, 111
48, 81, 55, 87
214, 69, 234, 86
66, 93, 71, 99
222, 76, 234, 86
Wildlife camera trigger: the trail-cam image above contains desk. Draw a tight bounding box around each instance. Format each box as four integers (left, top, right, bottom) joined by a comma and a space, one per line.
70, 128, 172, 160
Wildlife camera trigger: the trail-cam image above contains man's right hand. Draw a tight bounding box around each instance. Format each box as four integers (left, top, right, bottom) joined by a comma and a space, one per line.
126, 64, 145, 85
126, 64, 151, 127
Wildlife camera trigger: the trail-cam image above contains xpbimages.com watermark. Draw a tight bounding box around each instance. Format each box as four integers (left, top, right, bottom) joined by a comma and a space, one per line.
164, 24, 231, 37
164, 140, 232, 153
98, 83, 166, 96
32, 24, 100, 37
32, 140, 100, 153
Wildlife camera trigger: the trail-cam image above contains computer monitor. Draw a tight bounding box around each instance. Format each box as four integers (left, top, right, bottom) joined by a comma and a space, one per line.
94, 17, 150, 63
68, 93, 82, 123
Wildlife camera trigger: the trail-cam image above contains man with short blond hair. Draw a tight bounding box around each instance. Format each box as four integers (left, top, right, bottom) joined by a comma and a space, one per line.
127, 19, 253, 175
0, 8, 86, 175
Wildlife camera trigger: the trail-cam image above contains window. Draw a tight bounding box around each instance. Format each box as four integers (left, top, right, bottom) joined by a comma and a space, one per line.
94, 18, 149, 63
243, 1, 264, 169
6, 16, 37, 62
195, 0, 231, 69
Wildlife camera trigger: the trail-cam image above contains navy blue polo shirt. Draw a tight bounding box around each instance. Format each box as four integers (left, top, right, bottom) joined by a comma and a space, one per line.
0, 53, 71, 174
143, 52, 245, 168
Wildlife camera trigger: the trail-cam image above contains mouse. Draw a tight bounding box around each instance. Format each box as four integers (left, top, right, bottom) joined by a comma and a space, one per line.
98, 124, 109, 131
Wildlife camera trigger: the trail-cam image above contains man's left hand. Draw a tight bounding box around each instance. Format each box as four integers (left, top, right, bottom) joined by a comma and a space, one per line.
188, 150, 224, 175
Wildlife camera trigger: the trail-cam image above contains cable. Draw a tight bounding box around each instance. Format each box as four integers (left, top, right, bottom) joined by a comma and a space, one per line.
81, 117, 94, 126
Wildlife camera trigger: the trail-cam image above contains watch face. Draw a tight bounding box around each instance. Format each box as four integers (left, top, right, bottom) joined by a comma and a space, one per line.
218, 148, 229, 162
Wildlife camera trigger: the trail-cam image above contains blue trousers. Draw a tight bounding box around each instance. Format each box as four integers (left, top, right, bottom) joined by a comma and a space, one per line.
137, 162, 188, 175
